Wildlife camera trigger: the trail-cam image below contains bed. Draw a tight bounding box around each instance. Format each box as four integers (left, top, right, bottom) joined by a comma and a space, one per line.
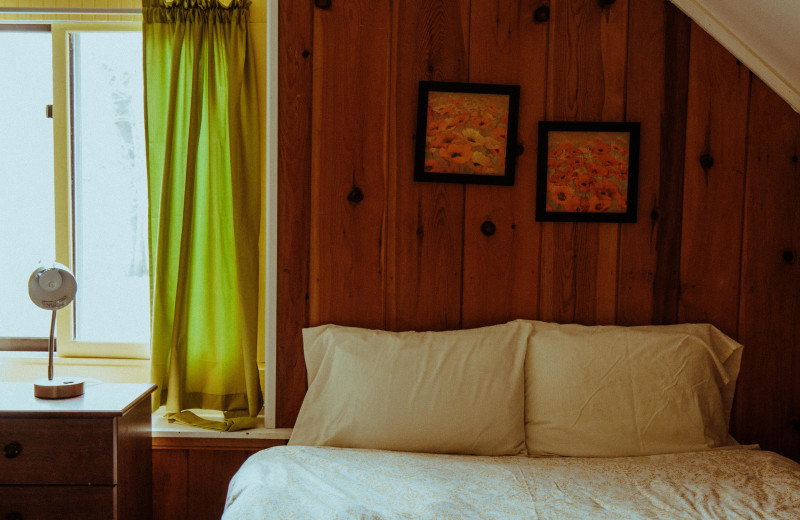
223, 320, 800, 519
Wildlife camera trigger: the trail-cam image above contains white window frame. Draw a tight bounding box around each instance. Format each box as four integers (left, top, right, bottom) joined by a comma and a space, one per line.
263, 0, 278, 428
51, 22, 150, 360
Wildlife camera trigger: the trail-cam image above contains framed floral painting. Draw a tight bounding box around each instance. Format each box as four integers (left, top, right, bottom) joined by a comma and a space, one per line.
414, 81, 520, 185
536, 121, 640, 223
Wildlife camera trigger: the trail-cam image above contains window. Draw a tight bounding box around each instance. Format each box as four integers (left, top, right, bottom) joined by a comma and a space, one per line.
1, 4, 278, 426
0, 26, 55, 350
0, 23, 149, 358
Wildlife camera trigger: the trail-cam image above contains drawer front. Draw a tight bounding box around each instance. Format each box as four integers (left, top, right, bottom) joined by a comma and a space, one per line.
0, 485, 115, 520
0, 417, 115, 485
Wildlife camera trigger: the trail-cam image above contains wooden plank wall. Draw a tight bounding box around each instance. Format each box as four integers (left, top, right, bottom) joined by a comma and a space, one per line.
152, 449, 257, 520
278, 0, 800, 461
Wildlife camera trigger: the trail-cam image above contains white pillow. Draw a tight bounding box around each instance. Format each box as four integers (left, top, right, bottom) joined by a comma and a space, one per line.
289, 320, 532, 456
524, 321, 742, 457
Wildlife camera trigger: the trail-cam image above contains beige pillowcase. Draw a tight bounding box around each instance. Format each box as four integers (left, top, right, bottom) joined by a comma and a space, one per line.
289, 320, 532, 456
524, 321, 743, 457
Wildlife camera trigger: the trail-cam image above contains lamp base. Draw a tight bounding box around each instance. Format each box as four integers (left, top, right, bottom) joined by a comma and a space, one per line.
34, 377, 84, 399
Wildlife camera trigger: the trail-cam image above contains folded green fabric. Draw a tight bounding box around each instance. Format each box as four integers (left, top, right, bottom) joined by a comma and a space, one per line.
164, 410, 258, 432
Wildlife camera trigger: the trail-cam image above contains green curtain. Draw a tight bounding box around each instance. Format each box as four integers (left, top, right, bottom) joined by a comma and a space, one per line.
143, 0, 263, 417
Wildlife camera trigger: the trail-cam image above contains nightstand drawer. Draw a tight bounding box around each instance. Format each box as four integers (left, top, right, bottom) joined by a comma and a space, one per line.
0, 485, 115, 520
0, 417, 115, 485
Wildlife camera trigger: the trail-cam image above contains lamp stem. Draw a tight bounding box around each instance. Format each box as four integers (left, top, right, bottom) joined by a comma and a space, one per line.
48, 309, 56, 381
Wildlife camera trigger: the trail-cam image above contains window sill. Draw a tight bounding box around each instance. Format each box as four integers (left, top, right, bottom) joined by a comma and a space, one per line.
0, 354, 285, 449
151, 407, 291, 450
0, 350, 149, 383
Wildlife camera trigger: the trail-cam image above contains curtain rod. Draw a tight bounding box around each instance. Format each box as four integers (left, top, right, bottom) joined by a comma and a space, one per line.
0, 7, 141, 15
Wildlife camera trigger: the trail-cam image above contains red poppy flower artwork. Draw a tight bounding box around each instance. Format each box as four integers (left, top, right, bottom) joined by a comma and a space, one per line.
423, 91, 508, 174
536, 121, 640, 223
546, 131, 629, 212
415, 82, 519, 186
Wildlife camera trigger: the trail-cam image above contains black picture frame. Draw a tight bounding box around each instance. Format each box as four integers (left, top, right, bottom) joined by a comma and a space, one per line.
414, 81, 520, 186
536, 121, 640, 223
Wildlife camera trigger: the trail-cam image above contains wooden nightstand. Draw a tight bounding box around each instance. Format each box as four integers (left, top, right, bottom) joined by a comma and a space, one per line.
0, 382, 156, 520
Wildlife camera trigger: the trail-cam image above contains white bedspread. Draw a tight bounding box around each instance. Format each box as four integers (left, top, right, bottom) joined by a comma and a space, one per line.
223, 445, 800, 520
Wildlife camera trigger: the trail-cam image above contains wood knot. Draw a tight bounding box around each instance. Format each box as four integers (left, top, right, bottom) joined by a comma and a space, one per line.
533, 5, 550, 23
782, 249, 796, 264
597, 0, 616, 6
301, 50, 310, 58
650, 208, 659, 221
699, 153, 714, 172
481, 220, 496, 237
347, 186, 364, 204
314, 0, 331, 10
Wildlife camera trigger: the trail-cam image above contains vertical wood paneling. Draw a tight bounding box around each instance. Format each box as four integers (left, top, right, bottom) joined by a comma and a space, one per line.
152, 450, 188, 520
678, 25, 749, 338
617, 0, 665, 325
736, 77, 800, 461
276, 0, 313, 428
308, 1, 392, 330
385, 0, 468, 332
460, 0, 547, 329
540, 0, 628, 325
650, 3, 691, 325
276, 0, 800, 460
152, 443, 284, 519
591, 0, 629, 326
187, 450, 257, 520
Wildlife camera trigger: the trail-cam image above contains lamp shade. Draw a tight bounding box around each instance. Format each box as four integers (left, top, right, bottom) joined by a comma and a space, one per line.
28, 263, 77, 310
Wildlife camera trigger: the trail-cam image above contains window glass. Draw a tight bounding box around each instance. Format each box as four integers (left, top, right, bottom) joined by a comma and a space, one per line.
0, 26, 150, 350
70, 31, 149, 343
0, 29, 55, 339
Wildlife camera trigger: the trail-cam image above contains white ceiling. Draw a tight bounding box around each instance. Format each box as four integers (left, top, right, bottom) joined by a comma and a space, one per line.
669, 0, 800, 112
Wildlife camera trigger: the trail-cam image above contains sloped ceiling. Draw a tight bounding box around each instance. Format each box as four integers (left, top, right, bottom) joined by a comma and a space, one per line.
669, 0, 800, 113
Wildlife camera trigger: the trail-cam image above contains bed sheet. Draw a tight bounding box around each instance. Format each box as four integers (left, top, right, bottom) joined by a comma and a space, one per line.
223, 445, 800, 520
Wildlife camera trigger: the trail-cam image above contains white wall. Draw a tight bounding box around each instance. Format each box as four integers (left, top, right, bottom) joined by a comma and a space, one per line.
670, 0, 800, 112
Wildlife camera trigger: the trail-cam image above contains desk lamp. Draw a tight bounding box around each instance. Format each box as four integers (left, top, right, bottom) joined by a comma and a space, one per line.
28, 263, 83, 399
